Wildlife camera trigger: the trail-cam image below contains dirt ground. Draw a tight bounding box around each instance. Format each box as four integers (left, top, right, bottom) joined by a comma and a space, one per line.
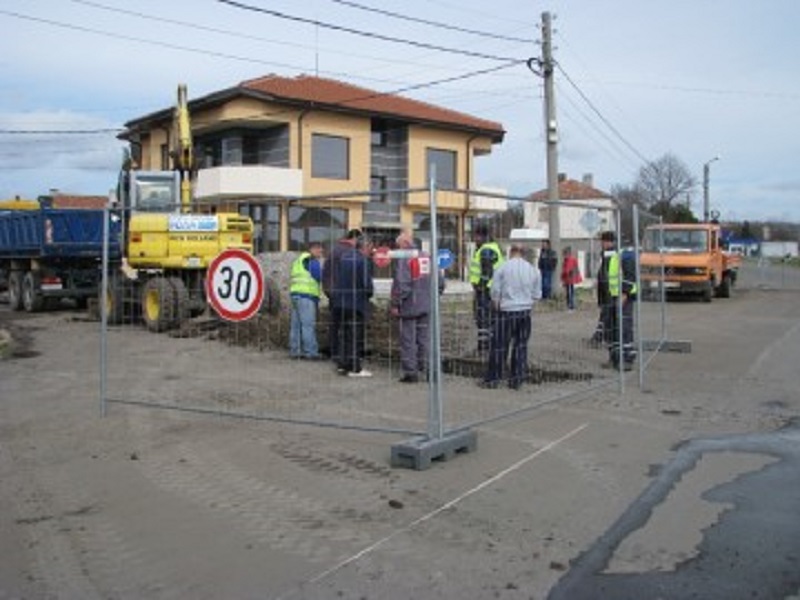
1, 264, 798, 600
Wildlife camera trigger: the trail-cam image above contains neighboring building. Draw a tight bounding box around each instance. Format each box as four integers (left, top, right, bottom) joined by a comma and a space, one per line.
119, 74, 506, 275
526, 174, 616, 280
725, 236, 760, 257
760, 240, 799, 259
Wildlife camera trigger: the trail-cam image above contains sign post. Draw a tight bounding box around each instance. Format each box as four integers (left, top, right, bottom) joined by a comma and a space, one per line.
206, 249, 264, 321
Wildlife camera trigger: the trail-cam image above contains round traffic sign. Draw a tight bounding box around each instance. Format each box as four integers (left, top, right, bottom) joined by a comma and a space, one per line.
373, 246, 391, 269
206, 249, 264, 321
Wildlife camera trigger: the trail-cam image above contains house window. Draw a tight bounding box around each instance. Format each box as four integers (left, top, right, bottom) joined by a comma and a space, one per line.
242, 134, 261, 165
289, 206, 348, 251
371, 121, 388, 147
426, 148, 456, 190
238, 202, 281, 253
370, 175, 387, 203
312, 134, 349, 180
222, 137, 242, 165
160, 143, 170, 170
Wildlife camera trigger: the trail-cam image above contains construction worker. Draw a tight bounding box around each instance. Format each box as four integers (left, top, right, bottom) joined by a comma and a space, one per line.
289, 242, 324, 360
469, 224, 505, 354
599, 231, 637, 371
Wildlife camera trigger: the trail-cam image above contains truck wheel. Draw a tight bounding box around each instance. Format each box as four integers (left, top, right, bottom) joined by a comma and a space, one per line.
702, 282, 713, 303
8, 272, 23, 311
717, 274, 732, 298
142, 277, 177, 332
22, 271, 44, 312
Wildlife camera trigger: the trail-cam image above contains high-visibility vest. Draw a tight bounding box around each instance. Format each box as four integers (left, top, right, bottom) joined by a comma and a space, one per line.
290, 252, 320, 298
469, 241, 505, 287
608, 251, 637, 297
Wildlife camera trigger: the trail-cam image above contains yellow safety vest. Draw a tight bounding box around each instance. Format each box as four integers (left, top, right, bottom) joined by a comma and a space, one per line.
290, 252, 320, 298
469, 241, 505, 287
608, 252, 637, 297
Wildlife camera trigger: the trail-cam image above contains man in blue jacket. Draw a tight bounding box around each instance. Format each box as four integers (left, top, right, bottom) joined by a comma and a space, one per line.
334, 235, 374, 377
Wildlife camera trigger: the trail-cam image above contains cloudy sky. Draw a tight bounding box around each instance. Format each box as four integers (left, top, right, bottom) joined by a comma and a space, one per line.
1, 0, 798, 222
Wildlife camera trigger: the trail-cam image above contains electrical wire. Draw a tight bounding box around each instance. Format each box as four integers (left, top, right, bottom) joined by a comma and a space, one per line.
327, 0, 534, 44
66, 0, 482, 77
216, 0, 521, 62
0, 9, 305, 72
0, 129, 122, 135
555, 62, 650, 165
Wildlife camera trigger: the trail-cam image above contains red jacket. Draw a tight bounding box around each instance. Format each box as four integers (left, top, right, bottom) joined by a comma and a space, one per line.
561, 255, 583, 285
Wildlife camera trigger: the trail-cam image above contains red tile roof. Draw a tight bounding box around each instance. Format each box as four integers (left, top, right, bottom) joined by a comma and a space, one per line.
529, 177, 611, 201
239, 74, 504, 141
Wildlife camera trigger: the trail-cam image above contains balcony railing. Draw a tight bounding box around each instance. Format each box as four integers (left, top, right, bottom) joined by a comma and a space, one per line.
195, 166, 303, 200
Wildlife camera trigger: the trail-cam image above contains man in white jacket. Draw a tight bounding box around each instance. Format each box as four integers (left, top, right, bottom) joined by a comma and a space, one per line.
479, 244, 542, 390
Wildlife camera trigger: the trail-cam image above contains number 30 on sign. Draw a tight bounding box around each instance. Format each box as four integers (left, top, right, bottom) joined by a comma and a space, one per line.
206, 249, 265, 321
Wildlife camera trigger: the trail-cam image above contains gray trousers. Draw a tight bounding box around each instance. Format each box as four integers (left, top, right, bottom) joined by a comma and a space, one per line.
399, 314, 430, 377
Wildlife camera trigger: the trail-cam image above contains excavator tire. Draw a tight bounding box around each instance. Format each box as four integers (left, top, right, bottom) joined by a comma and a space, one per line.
104, 272, 126, 325
167, 277, 190, 326
142, 277, 177, 332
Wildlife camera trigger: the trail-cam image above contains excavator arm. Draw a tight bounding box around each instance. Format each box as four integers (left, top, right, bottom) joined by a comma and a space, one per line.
173, 84, 194, 212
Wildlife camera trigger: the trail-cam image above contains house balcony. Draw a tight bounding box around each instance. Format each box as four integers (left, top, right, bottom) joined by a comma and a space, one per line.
468, 186, 508, 213
194, 166, 303, 201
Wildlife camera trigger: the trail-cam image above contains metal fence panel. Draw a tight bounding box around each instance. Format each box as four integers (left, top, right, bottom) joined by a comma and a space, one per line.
99, 189, 624, 442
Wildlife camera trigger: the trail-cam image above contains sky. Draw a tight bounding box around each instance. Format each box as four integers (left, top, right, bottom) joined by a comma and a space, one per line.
1, 0, 799, 222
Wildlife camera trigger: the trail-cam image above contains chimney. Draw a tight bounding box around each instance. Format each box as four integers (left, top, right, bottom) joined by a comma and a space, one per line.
582, 173, 594, 188
557, 173, 567, 182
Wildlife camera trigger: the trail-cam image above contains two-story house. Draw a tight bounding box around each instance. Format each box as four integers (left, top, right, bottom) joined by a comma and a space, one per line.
119, 74, 506, 274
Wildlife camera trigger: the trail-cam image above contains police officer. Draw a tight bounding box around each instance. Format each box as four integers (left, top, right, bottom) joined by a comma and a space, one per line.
469, 224, 505, 354
289, 241, 324, 359
599, 231, 637, 370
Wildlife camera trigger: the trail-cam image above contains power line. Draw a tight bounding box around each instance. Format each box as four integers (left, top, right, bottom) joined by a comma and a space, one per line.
0, 9, 305, 71
0, 129, 122, 135
66, 0, 482, 78
216, 0, 522, 62
327, 0, 534, 44
555, 62, 651, 165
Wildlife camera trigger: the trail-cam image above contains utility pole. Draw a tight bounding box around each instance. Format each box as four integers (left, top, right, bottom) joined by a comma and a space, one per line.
542, 11, 561, 295
703, 155, 720, 223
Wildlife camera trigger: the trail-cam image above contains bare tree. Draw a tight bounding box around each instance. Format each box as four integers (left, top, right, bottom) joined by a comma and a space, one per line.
637, 153, 697, 211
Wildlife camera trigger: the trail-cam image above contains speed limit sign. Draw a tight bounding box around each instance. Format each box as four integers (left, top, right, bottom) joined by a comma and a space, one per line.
206, 249, 264, 321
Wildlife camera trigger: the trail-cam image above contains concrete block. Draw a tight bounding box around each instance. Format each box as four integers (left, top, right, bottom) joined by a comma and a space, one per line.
391, 430, 477, 470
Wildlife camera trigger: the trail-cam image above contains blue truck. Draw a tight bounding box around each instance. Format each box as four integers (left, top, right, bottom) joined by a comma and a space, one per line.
0, 198, 120, 312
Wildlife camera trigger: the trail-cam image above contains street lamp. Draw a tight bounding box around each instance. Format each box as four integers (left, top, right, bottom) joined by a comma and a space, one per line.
703, 155, 720, 223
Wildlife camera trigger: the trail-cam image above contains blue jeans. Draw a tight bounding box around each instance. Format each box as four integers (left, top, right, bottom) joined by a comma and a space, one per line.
290, 295, 319, 358
541, 270, 554, 299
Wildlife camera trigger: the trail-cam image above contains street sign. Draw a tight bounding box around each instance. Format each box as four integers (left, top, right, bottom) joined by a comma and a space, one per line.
580, 210, 602, 234
206, 248, 264, 322
437, 248, 454, 269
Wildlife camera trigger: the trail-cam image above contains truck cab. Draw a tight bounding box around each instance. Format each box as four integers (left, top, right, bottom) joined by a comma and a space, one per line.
640, 223, 739, 302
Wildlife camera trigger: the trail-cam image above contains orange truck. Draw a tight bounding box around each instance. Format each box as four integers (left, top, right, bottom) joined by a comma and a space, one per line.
639, 222, 741, 302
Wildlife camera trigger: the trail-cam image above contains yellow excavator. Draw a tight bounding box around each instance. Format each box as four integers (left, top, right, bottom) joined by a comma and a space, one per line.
107, 84, 254, 331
